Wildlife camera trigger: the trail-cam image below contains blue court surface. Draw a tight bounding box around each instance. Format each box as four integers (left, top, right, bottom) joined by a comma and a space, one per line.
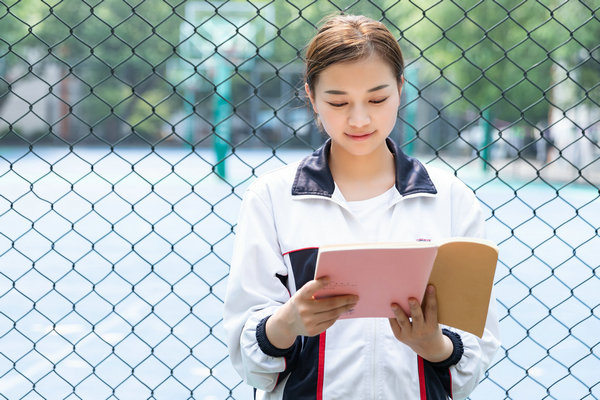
0, 146, 598, 399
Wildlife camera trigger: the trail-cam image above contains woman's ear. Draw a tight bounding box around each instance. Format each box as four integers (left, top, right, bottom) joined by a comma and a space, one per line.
305, 82, 318, 114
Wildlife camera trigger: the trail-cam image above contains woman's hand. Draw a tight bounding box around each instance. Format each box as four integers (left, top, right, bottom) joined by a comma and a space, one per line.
388, 285, 453, 363
266, 277, 358, 349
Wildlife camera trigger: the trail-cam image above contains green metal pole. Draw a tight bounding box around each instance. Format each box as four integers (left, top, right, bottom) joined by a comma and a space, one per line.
213, 59, 232, 180
184, 86, 195, 147
403, 68, 418, 156
481, 109, 492, 171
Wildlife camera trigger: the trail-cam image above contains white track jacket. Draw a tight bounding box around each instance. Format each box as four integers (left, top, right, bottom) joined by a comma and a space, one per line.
224, 139, 501, 400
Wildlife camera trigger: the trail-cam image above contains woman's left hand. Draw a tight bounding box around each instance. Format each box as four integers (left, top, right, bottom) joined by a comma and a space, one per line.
388, 285, 453, 363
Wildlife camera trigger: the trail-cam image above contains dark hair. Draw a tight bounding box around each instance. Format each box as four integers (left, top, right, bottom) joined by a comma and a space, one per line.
305, 15, 405, 93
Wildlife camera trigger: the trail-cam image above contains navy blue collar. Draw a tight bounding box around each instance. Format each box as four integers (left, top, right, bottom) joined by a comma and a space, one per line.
292, 138, 437, 197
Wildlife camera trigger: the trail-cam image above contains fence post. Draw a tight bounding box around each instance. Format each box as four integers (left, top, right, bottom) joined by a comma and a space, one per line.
184, 87, 195, 146
481, 109, 492, 171
213, 59, 232, 180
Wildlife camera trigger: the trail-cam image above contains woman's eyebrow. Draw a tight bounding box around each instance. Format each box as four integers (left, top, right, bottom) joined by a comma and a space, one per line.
324, 84, 390, 95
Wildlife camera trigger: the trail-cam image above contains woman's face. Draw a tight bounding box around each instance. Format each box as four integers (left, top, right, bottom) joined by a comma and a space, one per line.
306, 54, 403, 157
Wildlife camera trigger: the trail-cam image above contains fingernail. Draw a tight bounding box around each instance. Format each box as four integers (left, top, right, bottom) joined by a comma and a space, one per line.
391, 304, 399, 311
409, 299, 417, 306
428, 285, 435, 293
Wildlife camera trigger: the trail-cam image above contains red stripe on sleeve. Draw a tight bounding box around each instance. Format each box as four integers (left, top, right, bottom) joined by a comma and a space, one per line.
282, 246, 319, 256
316, 332, 326, 400
418, 356, 427, 399
274, 357, 286, 387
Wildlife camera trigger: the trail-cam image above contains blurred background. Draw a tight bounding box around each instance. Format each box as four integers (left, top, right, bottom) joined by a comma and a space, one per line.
0, 0, 599, 399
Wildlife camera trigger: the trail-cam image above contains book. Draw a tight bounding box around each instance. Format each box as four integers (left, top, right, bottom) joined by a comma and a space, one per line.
313, 238, 498, 338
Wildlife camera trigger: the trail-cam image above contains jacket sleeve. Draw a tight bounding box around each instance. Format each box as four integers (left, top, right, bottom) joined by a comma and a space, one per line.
223, 185, 296, 392
446, 179, 502, 399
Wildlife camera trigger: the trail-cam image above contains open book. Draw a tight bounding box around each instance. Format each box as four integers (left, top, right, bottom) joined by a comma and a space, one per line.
313, 238, 498, 338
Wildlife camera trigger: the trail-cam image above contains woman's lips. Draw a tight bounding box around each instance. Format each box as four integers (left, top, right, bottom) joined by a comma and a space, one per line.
345, 131, 374, 140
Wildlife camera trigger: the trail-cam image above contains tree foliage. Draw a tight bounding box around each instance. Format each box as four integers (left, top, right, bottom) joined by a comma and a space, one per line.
1, 0, 598, 144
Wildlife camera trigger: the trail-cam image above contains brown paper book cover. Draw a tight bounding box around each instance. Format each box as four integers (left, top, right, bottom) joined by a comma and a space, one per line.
313, 238, 498, 338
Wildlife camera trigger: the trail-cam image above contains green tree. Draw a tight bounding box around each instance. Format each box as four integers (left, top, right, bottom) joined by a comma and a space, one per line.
549, 0, 600, 119
0, 0, 46, 112
3, 0, 596, 146
2, 0, 183, 144
401, 1, 558, 126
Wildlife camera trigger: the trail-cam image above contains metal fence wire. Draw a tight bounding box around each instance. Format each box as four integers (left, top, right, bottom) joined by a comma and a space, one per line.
1, 0, 599, 399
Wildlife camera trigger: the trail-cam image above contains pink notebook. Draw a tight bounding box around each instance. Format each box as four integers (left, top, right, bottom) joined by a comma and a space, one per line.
313, 242, 439, 318
312, 238, 499, 337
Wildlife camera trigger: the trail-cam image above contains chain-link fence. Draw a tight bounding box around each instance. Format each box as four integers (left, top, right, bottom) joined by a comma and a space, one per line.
1, 0, 599, 399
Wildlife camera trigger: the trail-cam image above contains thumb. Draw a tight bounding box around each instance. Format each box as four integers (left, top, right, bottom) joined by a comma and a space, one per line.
299, 277, 330, 299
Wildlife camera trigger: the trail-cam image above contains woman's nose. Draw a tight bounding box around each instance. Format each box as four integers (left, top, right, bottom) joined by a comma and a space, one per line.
348, 105, 370, 128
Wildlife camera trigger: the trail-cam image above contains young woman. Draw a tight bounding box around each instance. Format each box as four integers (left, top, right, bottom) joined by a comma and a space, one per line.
224, 14, 500, 400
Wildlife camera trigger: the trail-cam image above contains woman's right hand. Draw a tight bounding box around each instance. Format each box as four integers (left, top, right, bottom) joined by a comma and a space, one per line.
265, 277, 359, 349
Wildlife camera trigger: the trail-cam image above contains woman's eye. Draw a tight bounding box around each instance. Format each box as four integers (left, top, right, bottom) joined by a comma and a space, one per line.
371, 97, 388, 104
326, 98, 387, 107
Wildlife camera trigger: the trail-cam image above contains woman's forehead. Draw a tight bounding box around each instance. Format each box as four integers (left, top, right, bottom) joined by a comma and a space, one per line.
315, 55, 397, 92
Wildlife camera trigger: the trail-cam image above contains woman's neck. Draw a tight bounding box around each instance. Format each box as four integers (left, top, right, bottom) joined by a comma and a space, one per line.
328, 140, 396, 201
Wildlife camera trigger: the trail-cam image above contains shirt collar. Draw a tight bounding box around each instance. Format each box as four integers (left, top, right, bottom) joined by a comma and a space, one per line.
291, 138, 437, 197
